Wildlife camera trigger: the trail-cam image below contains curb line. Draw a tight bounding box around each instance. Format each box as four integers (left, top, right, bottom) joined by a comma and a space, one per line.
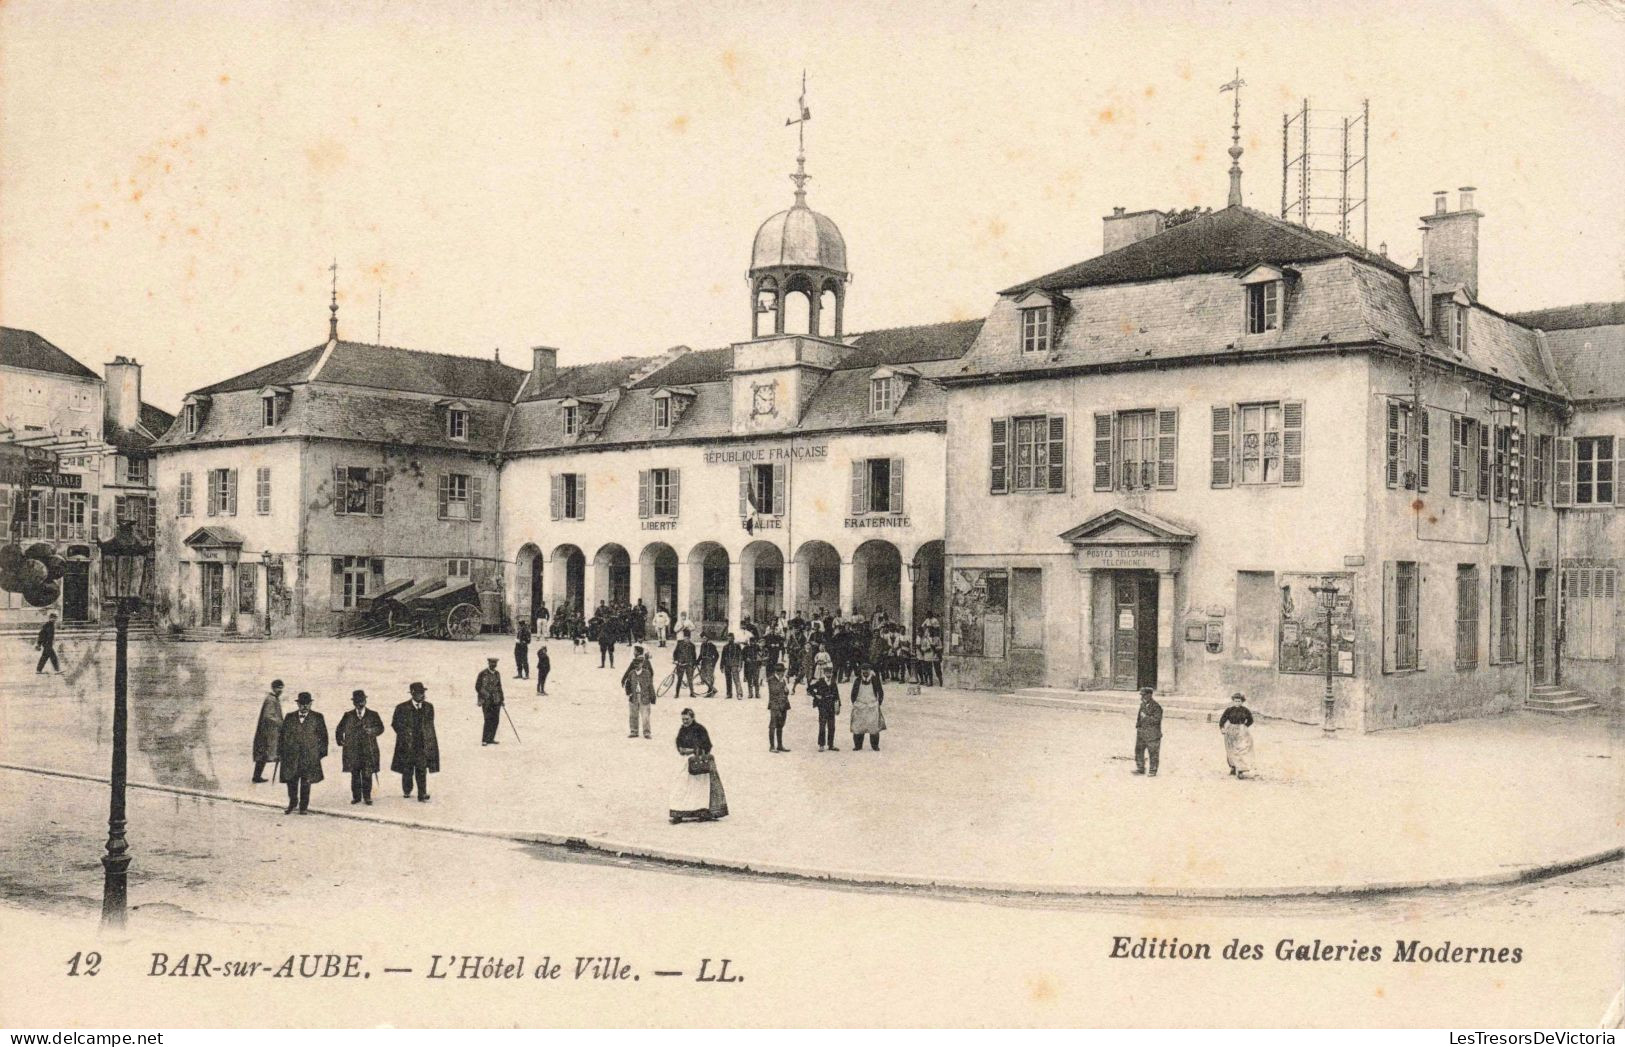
5, 761, 1619, 901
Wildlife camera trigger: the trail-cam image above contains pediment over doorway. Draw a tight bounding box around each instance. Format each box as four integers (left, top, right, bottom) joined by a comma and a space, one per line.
1059, 507, 1195, 546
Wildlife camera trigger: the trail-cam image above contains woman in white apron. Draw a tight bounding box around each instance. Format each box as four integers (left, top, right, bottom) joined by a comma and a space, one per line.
670, 708, 729, 823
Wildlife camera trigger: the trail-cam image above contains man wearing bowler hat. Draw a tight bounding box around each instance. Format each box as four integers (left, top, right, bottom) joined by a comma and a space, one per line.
1133, 686, 1163, 777
277, 692, 328, 814
475, 656, 505, 746
391, 682, 439, 802
335, 689, 384, 805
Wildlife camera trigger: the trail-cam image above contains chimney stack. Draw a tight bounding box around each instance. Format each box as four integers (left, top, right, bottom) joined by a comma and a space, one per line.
1102, 208, 1167, 255
104, 355, 142, 432
1420, 186, 1483, 299
530, 346, 559, 391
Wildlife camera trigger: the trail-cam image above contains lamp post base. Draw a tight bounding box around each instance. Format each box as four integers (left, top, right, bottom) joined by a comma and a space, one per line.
100, 852, 130, 930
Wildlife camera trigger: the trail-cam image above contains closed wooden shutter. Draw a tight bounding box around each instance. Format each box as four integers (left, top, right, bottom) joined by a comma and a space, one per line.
1382, 561, 1397, 673
90, 494, 99, 540
1554, 437, 1573, 506
334, 466, 348, 516
575, 476, 586, 519
226, 469, 238, 515
671, 468, 681, 517
738, 465, 750, 517
851, 460, 868, 514
1418, 408, 1430, 492
469, 476, 483, 522
890, 458, 905, 514
1210, 406, 1233, 488
639, 470, 651, 519
369, 469, 384, 515
1477, 422, 1490, 499
370, 558, 385, 597
550, 475, 562, 520
1386, 401, 1401, 488
772, 463, 785, 515
1449, 415, 1463, 496
331, 557, 345, 610
1155, 408, 1177, 490
990, 418, 1009, 494
1092, 412, 1114, 491
1047, 415, 1067, 492
1281, 400, 1305, 486
437, 475, 449, 520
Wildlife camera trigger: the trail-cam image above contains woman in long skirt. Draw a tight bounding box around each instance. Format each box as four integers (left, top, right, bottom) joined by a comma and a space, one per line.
670, 708, 729, 823
1218, 691, 1256, 779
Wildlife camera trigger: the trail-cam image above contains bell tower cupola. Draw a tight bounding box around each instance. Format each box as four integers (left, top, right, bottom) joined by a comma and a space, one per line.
748, 73, 850, 340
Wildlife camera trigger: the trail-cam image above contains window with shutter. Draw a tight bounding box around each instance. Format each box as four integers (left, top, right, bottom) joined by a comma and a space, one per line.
990, 418, 1009, 494
739, 465, 751, 517
1574, 435, 1617, 505
1455, 565, 1479, 670
851, 460, 868, 514
1477, 423, 1490, 499
550, 475, 562, 521
1386, 401, 1403, 488
334, 466, 349, 516
331, 557, 345, 610
672, 468, 682, 517
437, 475, 450, 520
1155, 408, 1177, 489
369, 470, 384, 515
469, 476, 483, 522
1093, 412, 1114, 491
1449, 415, 1463, 496
771, 463, 784, 516
1118, 410, 1156, 490
639, 470, 651, 519
1047, 415, 1066, 492
1210, 405, 1233, 488
890, 457, 905, 513
1554, 437, 1574, 506
1280, 401, 1304, 486
574, 475, 586, 520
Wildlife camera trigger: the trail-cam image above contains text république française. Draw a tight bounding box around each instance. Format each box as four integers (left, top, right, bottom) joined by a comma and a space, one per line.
1108, 937, 1524, 964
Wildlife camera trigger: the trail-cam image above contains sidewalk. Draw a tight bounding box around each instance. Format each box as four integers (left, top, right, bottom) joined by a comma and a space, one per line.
2, 633, 1620, 894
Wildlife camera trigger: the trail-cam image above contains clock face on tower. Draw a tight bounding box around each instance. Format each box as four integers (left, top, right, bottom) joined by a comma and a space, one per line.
751, 382, 778, 418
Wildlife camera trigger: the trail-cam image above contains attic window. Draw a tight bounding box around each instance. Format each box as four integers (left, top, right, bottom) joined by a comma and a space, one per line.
261, 391, 289, 428
870, 376, 896, 415
1021, 306, 1052, 354
1435, 297, 1468, 353
185, 402, 200, 434
447, 407, 468, 441
562, 404, 579, 437
1245, 282, 1280, 333
653, 397, 672, 429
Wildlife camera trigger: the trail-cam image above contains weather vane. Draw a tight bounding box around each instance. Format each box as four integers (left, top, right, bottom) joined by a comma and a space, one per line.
1220, 69, 1246, 207
785, 71, 812, 203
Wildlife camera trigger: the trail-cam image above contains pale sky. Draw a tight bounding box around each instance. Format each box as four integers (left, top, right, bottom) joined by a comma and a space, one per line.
2, 0, 1622, 412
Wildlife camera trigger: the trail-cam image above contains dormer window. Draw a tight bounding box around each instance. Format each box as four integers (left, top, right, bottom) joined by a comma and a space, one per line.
1434, 296, 1468, 353
1021, 306, 1052, 354
259, 387, 290, 428
1246, 282, 1279, 333
448, 408, 468, 440
870, 376, 896, 414
653, 397, 672, 429
562, 404, 579, 437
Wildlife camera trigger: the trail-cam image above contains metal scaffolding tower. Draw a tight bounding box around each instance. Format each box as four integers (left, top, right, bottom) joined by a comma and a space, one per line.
1282, 98, 1370, 246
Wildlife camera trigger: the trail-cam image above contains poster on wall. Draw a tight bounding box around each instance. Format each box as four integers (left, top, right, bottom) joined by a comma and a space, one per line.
1278, 572, 1356, 676
949, 567, 1007, 659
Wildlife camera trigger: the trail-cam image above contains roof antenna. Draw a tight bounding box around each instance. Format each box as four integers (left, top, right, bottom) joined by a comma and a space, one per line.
785, 70, 812, 206
328, 259, 340, 341
1221, 69, 1246, 208
494, 346, 501, 364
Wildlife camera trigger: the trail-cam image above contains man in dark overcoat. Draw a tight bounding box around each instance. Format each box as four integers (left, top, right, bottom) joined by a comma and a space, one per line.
535, 642, 551, 695
514, 620, 531, 680
671, 629, 697, 698
277, 692, 328, 814
391, 681, 439, 801
622, 645, 655, 739
335, 689, 384, 805
251, 678, 285, 782
476, 656, 504, 745
697, 635, 719, 697
35, 612, 60, 673
1133, 686, 1163, 777
720, 632, 744, 700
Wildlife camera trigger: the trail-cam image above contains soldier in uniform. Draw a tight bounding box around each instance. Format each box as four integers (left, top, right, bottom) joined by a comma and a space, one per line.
476, 656, 504, 745
535, 642, 551, 695
808, 665, 841, 751
277, 692, 328, 814
720, 632, 744, 700
743, 634, 764, 699
514, 620, 531, 680
766, 663, 791, 752
391, 682, 439, 801
251, 678, 285, 783
335, 689, 384, 805
697, 634, 720, 697
1133, 686, 1163, 777
672, 629, 697, 698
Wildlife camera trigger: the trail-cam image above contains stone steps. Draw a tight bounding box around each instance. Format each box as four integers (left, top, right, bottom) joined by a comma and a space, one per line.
1525, 687, 1601, 716
997, 687, 1232, 722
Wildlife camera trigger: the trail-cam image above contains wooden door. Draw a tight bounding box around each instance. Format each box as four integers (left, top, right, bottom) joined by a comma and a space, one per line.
1532, 568, 1552, 685
1111, 573, 1140, 689
201, 563, 224, 626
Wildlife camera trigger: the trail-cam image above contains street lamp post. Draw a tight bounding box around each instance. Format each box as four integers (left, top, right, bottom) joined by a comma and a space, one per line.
261, 550, 274, 636
1308, 573, 1339, 737
97, 522, 151, 931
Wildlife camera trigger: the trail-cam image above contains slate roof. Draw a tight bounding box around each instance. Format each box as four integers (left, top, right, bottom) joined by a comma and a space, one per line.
843, 319, 985, 367
0, 327, 99, 380
105, 401, 177, 453
194, 346, 325, 394
632, 347, 733, 389
520, 356, 660, 402
1001, 206, 1410, 295
317, 341, 524, 402
1509, 301, 1625, 332
1543, 324, 1625, 401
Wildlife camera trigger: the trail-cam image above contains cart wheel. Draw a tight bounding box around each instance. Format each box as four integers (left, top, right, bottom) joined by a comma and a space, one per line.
446, 603, 482, 640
